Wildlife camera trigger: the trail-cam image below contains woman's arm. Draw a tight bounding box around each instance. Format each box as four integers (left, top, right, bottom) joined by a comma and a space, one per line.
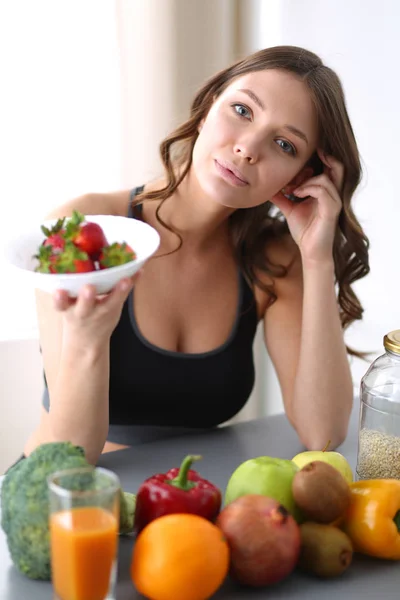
39, 297, 110, 463
32, 191, 136, 464
265, 152, 353, 450
263, 244, 352, 450
36, 282, 135, 465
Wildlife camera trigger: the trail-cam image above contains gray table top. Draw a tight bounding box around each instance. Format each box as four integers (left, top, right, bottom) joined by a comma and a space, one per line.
1, 400, 400, 599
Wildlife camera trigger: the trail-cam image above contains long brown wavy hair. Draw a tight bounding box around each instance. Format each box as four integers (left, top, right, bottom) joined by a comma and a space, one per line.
132, 46, 370, 356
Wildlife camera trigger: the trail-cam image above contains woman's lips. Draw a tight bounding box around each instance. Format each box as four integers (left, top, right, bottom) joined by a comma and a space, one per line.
214, 160, 249, 187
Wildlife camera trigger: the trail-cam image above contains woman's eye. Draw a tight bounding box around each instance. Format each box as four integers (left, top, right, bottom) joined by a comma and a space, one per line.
276, 139, 296, 156
232, 103, 251, 119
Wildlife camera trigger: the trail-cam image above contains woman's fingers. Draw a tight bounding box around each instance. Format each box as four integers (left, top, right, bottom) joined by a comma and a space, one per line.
270, 189, 295, 218
53, 289, 73, 312
317, 150, 345, 193
103, 277, 135, 310
75, 284, 97, 318
53, 269, 143, 315
293, 172, 342, 210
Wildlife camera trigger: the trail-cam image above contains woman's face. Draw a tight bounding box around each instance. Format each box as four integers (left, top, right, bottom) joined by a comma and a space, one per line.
192, 69, 319, 209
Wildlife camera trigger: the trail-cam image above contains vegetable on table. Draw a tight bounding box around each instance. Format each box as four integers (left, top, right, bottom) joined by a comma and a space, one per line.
134, 454, 222, 534
341, 479, 400, 560
119, 489, 136, 535
0, 442, 136, 580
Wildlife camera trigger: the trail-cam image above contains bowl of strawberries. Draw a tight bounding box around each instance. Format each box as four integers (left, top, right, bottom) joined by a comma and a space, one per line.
3, 211, 160, 297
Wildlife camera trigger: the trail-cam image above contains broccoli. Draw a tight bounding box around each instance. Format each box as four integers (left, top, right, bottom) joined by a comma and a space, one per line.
1, 442, 136, 580
119, 489, 136, 535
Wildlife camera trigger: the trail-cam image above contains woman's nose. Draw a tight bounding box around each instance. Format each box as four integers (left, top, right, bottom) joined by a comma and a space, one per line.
233, 136, 261, 164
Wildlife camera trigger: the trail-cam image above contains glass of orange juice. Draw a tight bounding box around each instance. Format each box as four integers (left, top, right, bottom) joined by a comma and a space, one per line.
48, 466, 120, 600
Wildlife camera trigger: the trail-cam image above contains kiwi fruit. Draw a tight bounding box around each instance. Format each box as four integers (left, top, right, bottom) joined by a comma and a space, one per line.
292, 461, 351, 523
298, 522, 353, 577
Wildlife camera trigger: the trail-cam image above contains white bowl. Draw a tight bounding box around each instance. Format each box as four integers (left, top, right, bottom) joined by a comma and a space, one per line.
2, 214, 160, 297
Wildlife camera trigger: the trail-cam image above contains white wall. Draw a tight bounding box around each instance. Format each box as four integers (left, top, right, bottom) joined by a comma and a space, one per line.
0, 0, 122, 342
0, 0, 124, 473
251, 0, 400, 414
0, 0, 259, 471
0, 340, 43, 474
1, 0, 396, 468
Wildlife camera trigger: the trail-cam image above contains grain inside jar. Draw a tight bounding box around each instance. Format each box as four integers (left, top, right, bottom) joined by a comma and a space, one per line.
357, 428, 400, 479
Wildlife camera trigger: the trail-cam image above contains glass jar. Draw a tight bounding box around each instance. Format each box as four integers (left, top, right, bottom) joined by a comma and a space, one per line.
356, 330, 400, 480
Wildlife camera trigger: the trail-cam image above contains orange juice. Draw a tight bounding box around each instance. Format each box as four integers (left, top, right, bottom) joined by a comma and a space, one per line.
50, 506, 118, 600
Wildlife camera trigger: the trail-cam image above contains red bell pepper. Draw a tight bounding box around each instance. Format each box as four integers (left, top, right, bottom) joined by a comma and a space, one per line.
134, 454, 222, 534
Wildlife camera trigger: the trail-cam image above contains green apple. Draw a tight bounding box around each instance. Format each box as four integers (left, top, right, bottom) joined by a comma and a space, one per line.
224, 456, 304, 523
292, 450, 353, 483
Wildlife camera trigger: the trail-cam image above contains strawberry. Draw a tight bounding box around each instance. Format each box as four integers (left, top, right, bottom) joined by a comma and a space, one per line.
53, 241, 96, 273
35, 241, 96, 274
34, 245, 59, 273
98, 242, 136, 269
41, 217, 66, 253
65, 210, 108, 259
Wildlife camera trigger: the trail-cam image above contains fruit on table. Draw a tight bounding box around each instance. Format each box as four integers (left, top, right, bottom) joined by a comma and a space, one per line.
131, 513, 229, 600
224, 456, 303, 522
292, 461, 351, 523
0, 442, 136, 580
298, 522, 353, 578
341, 479, 400, 560
292, 446, 353, 483
134, 454, 221, 534
216, 494, 300, 587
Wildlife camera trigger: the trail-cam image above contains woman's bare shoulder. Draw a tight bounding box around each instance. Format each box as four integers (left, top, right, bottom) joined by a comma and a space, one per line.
45, 189, 133, 220
253, 233, 301, 317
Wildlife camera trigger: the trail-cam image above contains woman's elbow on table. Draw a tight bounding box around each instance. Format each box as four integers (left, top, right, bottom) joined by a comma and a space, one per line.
296, 423, 348, 452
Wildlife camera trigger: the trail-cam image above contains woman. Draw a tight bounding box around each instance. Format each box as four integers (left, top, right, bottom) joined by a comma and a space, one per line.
24, 45, 369, 465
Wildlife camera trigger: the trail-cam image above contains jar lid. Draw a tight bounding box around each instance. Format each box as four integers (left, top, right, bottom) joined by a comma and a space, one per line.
384, 330, 400, 354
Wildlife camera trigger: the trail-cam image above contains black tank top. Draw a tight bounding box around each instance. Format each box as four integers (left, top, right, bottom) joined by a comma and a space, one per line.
43, 187, 258, 444
108, 187, 258, 426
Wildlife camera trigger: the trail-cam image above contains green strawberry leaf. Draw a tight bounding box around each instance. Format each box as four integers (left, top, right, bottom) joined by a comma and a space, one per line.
99, 242, 135, 268
40, 217, 66, 239
65, 210, 86, 240
54, 241, 89, 273
33, 245, 54, 273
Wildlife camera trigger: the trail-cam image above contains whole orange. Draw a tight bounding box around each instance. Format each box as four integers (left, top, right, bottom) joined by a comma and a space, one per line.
131, 513, 230, 600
